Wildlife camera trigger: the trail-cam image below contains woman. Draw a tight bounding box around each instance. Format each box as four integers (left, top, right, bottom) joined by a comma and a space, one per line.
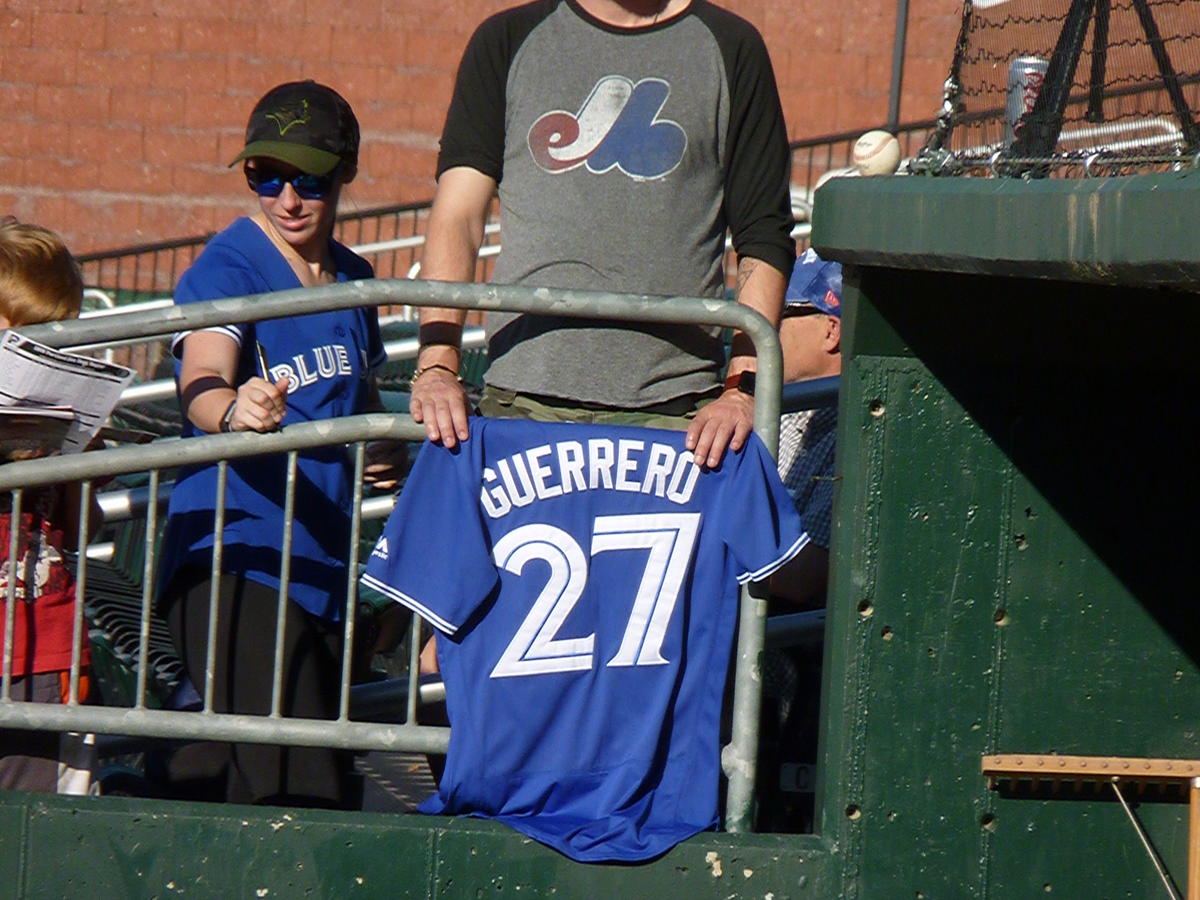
158, 81, 396, 809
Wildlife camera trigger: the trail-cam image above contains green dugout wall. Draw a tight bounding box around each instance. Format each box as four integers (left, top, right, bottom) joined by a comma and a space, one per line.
815, 171, 1200, 898
2, 173, 1198, 898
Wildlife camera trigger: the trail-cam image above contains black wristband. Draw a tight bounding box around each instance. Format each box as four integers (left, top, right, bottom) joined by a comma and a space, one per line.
180, 375, 233, 414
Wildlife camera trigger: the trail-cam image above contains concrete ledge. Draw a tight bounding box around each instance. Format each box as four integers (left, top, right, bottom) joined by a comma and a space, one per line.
812, 171, 1200, 285
0, 792, 835, 897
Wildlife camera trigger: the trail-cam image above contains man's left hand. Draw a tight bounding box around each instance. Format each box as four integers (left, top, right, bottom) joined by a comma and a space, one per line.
686, 388, 754, 468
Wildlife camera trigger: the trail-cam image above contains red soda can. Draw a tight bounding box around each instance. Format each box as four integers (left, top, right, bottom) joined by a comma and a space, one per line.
1005, 56, 1050, 144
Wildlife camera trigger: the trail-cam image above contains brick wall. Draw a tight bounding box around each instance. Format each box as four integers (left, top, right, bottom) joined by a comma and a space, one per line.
0, 0, 958, 256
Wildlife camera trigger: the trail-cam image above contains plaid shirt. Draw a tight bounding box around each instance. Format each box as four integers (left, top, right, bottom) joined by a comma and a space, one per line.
776, 408, 837, 549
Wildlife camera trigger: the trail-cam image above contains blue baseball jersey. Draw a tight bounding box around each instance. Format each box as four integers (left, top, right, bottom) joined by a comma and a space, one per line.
362, 418, 807, 862
160, 217, 384, 619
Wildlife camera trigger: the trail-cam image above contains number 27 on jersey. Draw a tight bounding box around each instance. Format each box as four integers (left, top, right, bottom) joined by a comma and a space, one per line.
490, 512, 701, 679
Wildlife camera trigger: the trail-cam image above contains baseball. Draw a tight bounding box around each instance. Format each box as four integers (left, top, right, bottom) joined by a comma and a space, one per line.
852, 130, 902, 176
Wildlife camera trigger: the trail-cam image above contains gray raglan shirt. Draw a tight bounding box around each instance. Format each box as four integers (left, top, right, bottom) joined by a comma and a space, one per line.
438, 0, 795, 408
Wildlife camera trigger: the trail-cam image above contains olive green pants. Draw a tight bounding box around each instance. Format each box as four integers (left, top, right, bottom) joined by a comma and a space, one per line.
478, 386, 715, 431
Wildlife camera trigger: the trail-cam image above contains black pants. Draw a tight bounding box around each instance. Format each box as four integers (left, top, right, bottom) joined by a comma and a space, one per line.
0, 671, 95, 795
161, 571, 356, 809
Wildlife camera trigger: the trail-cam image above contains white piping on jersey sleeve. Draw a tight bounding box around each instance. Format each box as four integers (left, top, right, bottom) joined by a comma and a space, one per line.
360, 572, 459, 636
170, 325, 244, 358
735, 531, 811, 585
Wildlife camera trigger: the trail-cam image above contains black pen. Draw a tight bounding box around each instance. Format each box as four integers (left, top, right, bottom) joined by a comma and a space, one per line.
255, 340, 282, 432
255, 341, 270, 380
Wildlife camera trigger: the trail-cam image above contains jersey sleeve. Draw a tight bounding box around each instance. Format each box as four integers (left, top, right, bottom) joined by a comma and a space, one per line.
171, 244, 263, 356
718, 433, 809, 584
437, 2, 555, 181
437, 16, 512, 181
361, 439, 499, 636
696, 5, 795, 277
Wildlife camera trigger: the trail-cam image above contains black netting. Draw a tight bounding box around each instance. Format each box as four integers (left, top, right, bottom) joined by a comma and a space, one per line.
918, 0, 1200, 176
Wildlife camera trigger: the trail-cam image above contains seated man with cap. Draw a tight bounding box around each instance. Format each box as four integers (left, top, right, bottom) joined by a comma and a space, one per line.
770, 248, 842, 608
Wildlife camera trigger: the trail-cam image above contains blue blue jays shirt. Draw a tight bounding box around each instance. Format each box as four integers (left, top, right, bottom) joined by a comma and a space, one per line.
160, 217, 384, 620
362, 419, 807, 861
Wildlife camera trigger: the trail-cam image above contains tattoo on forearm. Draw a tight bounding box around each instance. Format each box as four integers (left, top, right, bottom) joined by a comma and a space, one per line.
736, 257, 761, 296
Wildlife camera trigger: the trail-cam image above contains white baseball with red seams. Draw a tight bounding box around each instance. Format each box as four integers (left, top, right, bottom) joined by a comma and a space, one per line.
852, 130, 902, 176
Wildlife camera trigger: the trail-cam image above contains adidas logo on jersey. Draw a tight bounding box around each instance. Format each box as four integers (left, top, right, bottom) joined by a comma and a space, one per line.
371, 537, 389, 560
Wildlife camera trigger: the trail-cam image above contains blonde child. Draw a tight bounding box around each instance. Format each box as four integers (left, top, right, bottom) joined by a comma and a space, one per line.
0, 217, 97, 794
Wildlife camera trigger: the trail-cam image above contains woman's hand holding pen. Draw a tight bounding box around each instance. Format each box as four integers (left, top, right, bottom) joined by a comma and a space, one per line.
229, 375, 290, 432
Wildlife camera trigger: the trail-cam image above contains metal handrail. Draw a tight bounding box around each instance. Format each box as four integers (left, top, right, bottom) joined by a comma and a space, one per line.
110, 326, 487, 409
20, 279, 782, 450
4, 278, 783, 832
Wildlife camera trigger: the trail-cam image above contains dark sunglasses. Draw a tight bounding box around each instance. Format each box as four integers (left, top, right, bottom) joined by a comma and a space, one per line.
245, 164, 339, 200
781, 305, 825, 318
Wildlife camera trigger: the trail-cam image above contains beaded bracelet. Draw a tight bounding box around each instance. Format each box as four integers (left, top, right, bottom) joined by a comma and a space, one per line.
411, 363, 461, 384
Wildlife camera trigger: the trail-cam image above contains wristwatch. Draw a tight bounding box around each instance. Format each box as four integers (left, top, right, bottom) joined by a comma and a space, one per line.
735, 371, 756, 396
219, 399, 237, 433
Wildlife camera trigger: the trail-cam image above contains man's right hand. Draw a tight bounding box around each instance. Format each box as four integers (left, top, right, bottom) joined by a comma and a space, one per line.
412, 166, 496, 448
410, 366, 471, 448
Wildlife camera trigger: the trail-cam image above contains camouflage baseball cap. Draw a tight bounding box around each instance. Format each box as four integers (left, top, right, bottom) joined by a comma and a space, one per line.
230, 80, 359, 175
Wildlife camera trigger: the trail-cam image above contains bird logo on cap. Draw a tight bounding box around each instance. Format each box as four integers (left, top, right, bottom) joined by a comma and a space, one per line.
266, 100, 312, 136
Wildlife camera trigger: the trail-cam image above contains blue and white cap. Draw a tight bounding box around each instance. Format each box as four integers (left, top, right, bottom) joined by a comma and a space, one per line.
785, 248, 842, 318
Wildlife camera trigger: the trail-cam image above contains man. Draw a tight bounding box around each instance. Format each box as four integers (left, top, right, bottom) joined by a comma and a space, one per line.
770, 248, 842, 607
410, 0, 795, 468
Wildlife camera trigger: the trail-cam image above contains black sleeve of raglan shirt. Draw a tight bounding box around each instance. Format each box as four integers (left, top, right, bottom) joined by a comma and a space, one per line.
694, 3, 796, 278
436, 0, 560, 182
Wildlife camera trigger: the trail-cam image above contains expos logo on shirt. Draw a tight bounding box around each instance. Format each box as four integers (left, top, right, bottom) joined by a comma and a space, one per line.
527, 76, 686, 180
